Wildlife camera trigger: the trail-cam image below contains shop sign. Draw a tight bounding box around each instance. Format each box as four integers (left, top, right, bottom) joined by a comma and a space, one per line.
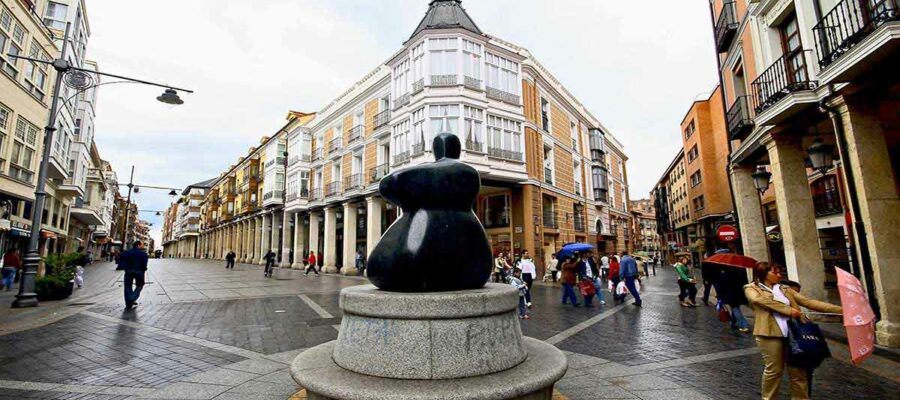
0, 219, 10, 231
716, 225, 739, 242
767, 231, 783, 242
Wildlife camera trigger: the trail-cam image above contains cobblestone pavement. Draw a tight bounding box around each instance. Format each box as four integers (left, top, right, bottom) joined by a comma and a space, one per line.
0, 258, 898, 399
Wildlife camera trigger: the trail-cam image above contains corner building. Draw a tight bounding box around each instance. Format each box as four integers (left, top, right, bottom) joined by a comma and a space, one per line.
201, 0, 631, 279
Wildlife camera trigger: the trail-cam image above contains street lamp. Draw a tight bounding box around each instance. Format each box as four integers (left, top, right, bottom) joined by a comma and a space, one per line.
157, 89, 184, 105
751, 166, 772, 195
10, 23, 193, 308
807, 137, 835, 175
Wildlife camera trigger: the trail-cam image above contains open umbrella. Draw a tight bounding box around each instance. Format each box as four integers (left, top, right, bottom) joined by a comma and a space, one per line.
635, 251, 651, 258
835, 267, 876, 365
703, 253, 757, 269
674, 251, 691, 258
557, 243, 593, 259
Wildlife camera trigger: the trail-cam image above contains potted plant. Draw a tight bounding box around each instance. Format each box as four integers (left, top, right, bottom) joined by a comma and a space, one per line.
35, 252, 81, 301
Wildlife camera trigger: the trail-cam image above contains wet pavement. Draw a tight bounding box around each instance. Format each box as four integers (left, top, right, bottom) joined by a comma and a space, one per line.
0, 258, 897, 399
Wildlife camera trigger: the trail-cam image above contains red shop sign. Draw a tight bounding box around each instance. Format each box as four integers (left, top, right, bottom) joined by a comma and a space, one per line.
716, 225, 739, 242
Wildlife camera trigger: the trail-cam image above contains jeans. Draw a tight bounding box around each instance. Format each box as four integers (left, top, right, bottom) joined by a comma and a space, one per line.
592, 277, 605, 303
518, 297, 527, 317
123, 271, 145, 306
522, 273, 534, 304
624, 276, 642, 306
730, 305, 749, 329
1, 268, 16, 289
561, 283, 578, 305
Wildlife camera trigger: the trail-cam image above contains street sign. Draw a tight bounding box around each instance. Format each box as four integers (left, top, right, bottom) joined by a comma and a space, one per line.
716, 225, 739, 242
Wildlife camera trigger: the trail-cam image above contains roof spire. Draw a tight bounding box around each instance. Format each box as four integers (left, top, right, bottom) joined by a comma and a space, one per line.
408, 0, 483, 42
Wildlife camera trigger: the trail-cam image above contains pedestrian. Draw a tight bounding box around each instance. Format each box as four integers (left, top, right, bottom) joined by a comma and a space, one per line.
508, 269, 530, 319
609, 254, 621, 303
700, 258, 721, 305
305, 251, 319, 276
120, 241, 149, 309
580, 253, 605, 306
317, 251, 324, 270
356, 249, 366, 275
545, 252, 559, 282
674, 256, 697, 307
494, 252, 511, 283
1, 248, 22, 291
225, 250, 236, 269
518, 250, 536, 307
744, 262, 841, 400
618, 252, 642, 307
719, 266, 750, 333
264, 250, 276, 277
560, 255, 579, 307
651, 255, 657, 276
600, 253, 610, 281
639, 256, 650, 278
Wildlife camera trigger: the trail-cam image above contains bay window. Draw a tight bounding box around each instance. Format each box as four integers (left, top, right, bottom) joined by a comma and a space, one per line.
392, 119, 410, 164
411, 107, 426, 154
487, 115, 522, 161
429, 37, 458, 77
462, 39, 482, 81
411, 42, 424, 84
485, 52, 519, 95
393, 58, 410, 97
429, 104, 459, 138
43, 2, 68, 30
463, 106, 483, 151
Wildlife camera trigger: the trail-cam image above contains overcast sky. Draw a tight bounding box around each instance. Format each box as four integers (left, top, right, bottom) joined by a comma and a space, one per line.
87, 0, 720, 245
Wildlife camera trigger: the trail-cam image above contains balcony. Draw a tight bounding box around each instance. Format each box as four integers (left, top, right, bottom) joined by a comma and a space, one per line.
344, 174, 362, 191
325, 181, 341, 197
327, 137, 342, 154
412, 78, 425, 94
348, 125, 363, 144
312, 148, 324, 162
594, 188, 608, 203
813, 0, 900, 79
485, 87, 520, 105
487, 147, 523, 161
751, 50, 817, 114
715, 1, 739, 53
726, 95, 754, 140
309, 188, 322, 201
57, 177, 84, 198
574, 216, 585, 232
813, 188, 843, 217
370, 164, 389, 183
394, 93, 411, 110
393, 151, 410, 165
464, 76, 482, 91
287, 192, 297, 202
465, 140, 483, 153
411, 142, 426, 157
544, 167, 554, 185
542, 209, 558, 229
374, 110, 390, 130
70, 198, 103, 225
47, 150, 68, 180
430, 74, 457, 87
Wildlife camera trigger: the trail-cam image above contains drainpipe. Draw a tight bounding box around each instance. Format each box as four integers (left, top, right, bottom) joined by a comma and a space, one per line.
708, 0, 741, 251
819, 85, 881, 320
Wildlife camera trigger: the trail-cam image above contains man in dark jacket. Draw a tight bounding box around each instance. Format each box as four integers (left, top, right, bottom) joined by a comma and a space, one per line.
264, 250, 276, 277
619, 252, 642, 307
225, 251, 236, 269
119, 241, 149, 309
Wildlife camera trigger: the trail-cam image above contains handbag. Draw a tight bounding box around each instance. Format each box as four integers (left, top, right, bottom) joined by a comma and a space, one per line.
787, 318, 831, 369
578, 279, 595, 297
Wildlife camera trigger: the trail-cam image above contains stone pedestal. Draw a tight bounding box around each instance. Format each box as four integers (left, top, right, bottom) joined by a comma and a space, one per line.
291, 284, 566, 399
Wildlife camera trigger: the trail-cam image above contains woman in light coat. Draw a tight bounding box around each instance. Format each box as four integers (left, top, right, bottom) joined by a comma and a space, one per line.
744, 262, 841, 400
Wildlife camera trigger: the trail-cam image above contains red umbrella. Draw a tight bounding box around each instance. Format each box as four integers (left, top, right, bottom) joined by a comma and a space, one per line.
703, 253, 757, 269
836, 267, 876, 365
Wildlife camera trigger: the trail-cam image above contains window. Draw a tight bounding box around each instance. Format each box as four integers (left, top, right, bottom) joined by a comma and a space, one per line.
8, 117, 36, 183
485, 52, 519, 94
688, 145, 698, 163
573, 160, 582, 195
684, 120, 696, 139
393, 58, 410, 96
780, 13, 807, 84
410, 107, 425, 150
429, 37, 457, 76
570, 121, 578, 149
592, 166, 608, 201
482, 194, 509, 228
690, 171, 702, 187
543, 144, 554, 184
429, 104, 459, 138
463, 106, 483, 149
44, 2, 68, 30
300, 170, 310, 195
392, 119, 410, 159
486, 115, 522, 159
693, 196, 705, 211
540, 98, 550, 131
462, 39, 481, 80
411, 41, 424, 83
353, 109, 364, 128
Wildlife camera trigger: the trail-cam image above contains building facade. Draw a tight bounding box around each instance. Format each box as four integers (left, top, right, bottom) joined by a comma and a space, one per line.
196, 0, 631, 279
630, 199, 659, 257
709, 0, 899, 346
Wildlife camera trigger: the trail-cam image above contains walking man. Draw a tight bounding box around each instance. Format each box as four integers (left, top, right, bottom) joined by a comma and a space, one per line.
225, 250, 236, 269
619, 252, 642, 307
264, 250, 276, 277
120, 241, 149, 309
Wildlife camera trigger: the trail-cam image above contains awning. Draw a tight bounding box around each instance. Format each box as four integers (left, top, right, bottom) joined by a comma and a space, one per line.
9, 228, 30, 238
766, 225, 779, 233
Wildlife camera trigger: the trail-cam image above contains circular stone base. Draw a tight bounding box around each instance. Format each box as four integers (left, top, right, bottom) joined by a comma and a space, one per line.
291, 337, 566, 400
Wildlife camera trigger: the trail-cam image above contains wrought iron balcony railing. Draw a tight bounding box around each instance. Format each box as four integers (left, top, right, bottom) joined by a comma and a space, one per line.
312, 148, 324, 161
411, 141, 426, 157
347, 125, 363, 143
325, 181, 341, 197
430, 74, 457, 87
813, 0, 900, 68
726, 95, 754, 140
370, 163, 389, 183
393, 151, 410, 165
813, 189, 843, 217
412, 78, 425, 94
328, 137, 342, 154
394, 93, 410, 110
465, 140, 483, 153
344, 173, 362, 190
751, 50, 817, 114
542, 209, 558, 229
308, 188, 322, 201
715, 1, 739, 53
374, 110, 390, 129
486, 87, 520, 104
464, 76, 482, 91
487, 147, 522, 161
574, 216, 585, 232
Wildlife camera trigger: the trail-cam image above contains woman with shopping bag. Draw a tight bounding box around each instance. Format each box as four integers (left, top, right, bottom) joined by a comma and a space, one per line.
744, 262, 842, 400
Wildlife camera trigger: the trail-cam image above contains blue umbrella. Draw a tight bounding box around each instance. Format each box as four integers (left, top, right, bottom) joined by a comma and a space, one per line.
557, 243, 594, 259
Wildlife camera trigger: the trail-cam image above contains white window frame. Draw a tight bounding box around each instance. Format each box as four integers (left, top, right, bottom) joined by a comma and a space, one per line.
462, 39, 482, 80
485, 52, 519, 95
428, 37, 458, 77
429, 104, 459, 140
463, 106, 483, 148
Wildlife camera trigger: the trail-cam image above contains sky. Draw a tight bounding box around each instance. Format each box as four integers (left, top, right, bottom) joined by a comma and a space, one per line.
86, 0, 720, 245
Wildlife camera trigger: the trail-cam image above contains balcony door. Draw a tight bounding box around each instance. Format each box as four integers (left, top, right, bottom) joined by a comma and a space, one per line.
780, 14, 808, 84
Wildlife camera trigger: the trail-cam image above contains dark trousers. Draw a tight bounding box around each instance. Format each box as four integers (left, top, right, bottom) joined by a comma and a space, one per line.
265, 260, 275, 276
226, 260, 235, 269
678, 280, 698, 302
624, 276, 642, 306
611, 277, 622, 302
124, 271, 145, 306
561, 283, 578, 305
522, 273, 534, 304
702, 280, 719, 303
305, 264, 319, 275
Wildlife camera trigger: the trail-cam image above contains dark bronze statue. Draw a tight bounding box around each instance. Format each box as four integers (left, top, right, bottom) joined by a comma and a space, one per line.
366, 133, 492, 291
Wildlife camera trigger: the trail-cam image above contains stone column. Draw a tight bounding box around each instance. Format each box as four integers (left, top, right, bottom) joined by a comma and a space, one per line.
730, 165, 769, 263
342, 202, 359, 275
832, 95, 900, 347
271, 211, 282, 266
292, 213, 307, 269
365, 196, 383, 257
253, 216, 261, 262
244, 220, 251, 262
765, 134, 827, 301
281, 211, 292, 267
309, 211, 321, 267
259, 213, 271, 265
323, 207, 338, 273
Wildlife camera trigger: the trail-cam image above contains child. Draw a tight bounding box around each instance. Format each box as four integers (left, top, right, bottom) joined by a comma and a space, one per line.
508, 269, 530, 319
74, 265, 85, 289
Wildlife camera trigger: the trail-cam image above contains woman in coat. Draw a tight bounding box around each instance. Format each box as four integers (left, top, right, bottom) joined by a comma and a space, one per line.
744, 262, 841, 400
560, 256, 579, 307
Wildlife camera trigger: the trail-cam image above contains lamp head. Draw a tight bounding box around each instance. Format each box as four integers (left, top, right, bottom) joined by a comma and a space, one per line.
751, 166, 772, 195
807, 138, 835, 174
157, 89, 184, 105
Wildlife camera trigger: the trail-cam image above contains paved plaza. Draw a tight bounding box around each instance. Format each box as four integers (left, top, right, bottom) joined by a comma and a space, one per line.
0, 259, 898, 399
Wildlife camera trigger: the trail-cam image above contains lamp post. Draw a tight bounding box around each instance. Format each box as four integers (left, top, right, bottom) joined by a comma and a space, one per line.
10, 23, 192, 308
